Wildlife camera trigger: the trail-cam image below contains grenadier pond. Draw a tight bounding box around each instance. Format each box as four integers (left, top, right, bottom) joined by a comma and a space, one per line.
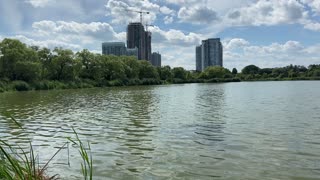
1, 81, 320, 179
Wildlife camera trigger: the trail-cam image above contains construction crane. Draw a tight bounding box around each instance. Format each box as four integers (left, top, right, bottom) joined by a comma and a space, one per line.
126, 9, 150, 24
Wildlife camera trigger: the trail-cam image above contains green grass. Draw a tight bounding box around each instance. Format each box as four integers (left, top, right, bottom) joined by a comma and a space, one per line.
68, 128, 93, 180
0, 117, 93, 180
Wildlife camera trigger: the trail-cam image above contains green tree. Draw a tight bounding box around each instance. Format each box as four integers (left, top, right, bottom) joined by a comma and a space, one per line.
200, 66, 231, 79
172, 67, 187, 80
313, 69, 320, 77
138, 60, 159, 79
76, 49, 97, 80
121, 56, 140, 79
158, 66, 173, 81
49, 48, 78, 81
0, 39, 38, 80
15, 61, 41, 82
242, 65, 260, 75
37, 47, 52, 79
102, 56, 126, 81
232, 68, 238, 75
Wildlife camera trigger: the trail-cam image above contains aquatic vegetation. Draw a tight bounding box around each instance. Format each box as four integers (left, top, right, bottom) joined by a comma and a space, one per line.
0, 117, 93, 180
68, 128, 93, 180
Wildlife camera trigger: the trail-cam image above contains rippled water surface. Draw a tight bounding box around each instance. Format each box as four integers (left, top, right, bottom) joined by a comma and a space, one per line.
1, 81, 320, 179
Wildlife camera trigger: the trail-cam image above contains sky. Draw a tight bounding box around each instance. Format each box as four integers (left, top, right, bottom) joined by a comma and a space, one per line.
1, 0, 320, 70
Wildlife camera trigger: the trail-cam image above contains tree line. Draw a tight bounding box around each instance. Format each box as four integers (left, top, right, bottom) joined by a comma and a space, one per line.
0, 38, 319, 92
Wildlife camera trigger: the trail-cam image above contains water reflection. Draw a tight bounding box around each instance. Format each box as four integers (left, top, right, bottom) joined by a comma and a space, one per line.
114, 87, 157, 175
0, 82, 320, 179
193, 84, 226, 147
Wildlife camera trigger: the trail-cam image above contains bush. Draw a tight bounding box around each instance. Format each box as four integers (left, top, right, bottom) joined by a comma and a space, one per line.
0, 80, 10, 92
11, 81, 31, 91
34, 80, 56, 90
126, 78, 142, 86
108, 79, 124, 86
172, 78, 186, 84
141, 78, 162, 85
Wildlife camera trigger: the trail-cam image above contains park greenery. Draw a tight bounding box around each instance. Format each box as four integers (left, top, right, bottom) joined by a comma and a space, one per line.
0, 38, 320, 92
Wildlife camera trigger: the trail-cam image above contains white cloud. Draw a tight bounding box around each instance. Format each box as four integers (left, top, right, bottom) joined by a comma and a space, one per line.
164, 16, 174, 24
105, 0, 159, 24
10, 35, 81, 50
164, 0, 204, 6
223, 38, 250, 50
243, 41, 304, 55
150, 26, 203, 46
155, 45, 195, 69
301, 0, 320, 15
25, 0, 56, 7
178, 6, 219, 24
160, 6, 175, 15
20, 20, 128, 53
303, 21, 320, 31
32, 21, 120, 41
226, 0, 307, 26
222, 39, 320, 70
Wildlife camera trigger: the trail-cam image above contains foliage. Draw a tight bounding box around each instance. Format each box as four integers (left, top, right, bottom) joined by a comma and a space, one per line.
238, 64, 319, 81
68, 128, 93, 180
11, 81, 31, 91
232, 68, 238, 75
158, 66, 173, 81
0, 116, 60, 180
1, 38, 320, 93
172, 67, 187, 80
242, 65, 260, 74
199, 66, 232, 79
0, 117, 94, 180
15, 61, 41, 82
138, 60, 159, 79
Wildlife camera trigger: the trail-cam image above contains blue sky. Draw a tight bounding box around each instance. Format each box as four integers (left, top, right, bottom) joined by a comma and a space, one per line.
1, 0, 320, 70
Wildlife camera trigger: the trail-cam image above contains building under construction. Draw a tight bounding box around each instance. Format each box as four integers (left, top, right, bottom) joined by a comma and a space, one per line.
103, 9, 161, 66
127, 22, 146, 60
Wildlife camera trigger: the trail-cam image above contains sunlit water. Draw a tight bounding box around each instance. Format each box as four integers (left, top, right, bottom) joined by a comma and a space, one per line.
1, 81, 320, 179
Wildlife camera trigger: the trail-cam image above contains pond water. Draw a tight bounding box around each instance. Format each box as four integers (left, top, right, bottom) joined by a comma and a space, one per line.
0, 81, 320, 179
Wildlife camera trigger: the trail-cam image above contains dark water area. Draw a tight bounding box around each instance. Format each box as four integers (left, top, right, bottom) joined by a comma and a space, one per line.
0, 81, 320, 179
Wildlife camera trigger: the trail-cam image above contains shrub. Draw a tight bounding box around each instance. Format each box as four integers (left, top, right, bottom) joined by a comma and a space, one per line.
172, 78, 186, 84
11, 81, 31, 91
126, 78, 142, 86
34, 80, 56, 90
141, 78, 162, 85
108, 79, 124, 86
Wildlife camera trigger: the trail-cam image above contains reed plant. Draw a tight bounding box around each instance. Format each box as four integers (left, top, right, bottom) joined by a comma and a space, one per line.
0, 116, 93, 180
68, 128, 93, 180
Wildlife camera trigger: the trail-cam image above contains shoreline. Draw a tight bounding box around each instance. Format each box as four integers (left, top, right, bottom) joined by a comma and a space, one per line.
1, 77, 320, 93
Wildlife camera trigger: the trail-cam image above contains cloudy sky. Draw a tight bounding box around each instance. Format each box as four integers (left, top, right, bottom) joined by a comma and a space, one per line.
1, 0, 320, 70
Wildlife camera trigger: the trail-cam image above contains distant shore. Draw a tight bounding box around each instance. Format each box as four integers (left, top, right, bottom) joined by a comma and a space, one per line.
1, 39, 320, 93
2, 77, 320, 93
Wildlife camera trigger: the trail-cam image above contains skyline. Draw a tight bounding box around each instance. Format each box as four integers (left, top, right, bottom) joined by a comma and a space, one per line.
0, 0, 320, 70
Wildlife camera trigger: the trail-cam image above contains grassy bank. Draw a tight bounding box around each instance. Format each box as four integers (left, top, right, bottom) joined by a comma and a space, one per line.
2, 76, 320, 93
0, 78, 242, 93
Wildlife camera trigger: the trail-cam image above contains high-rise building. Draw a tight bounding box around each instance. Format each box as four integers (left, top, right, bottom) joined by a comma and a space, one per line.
127, 22, 146, 60
196, 45, 202, 72
102, 42, 138, 59
126, 47, 138, 58
151, 52, 161, 67
145, 31, 152, 62
102, 42, 127, 56
195, 38, 223, 71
